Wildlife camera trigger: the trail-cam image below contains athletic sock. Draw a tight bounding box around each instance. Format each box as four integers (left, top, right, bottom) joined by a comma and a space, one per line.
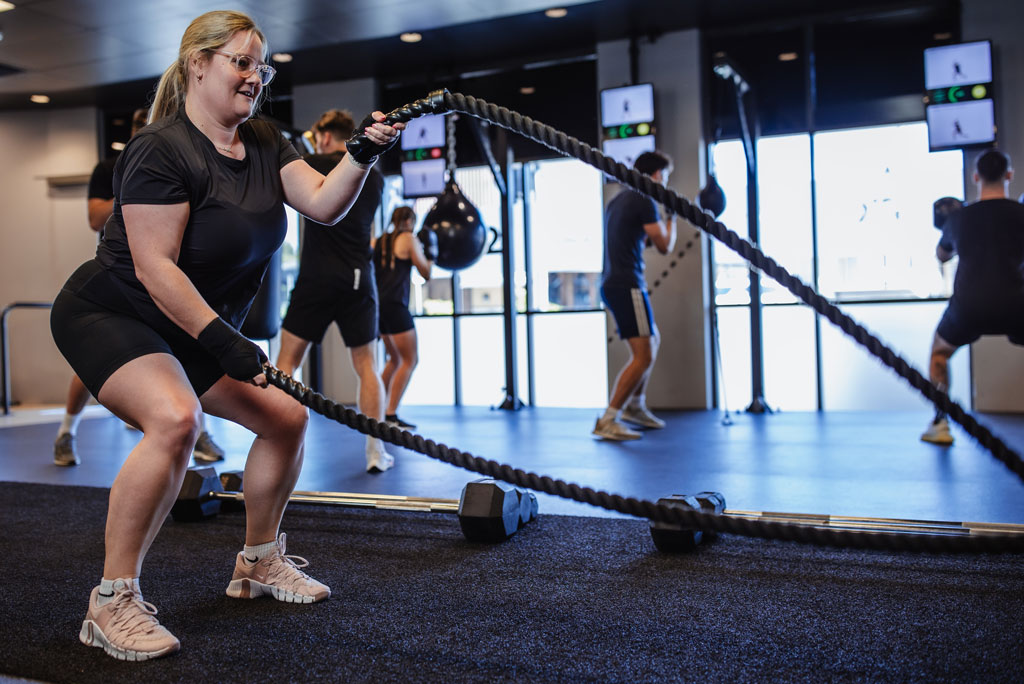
627, 394, 646, 409
97, 577, 141, 606
366, 436, 387, 456
57, 411, 83, 438
243, 539, 279, 564
601, 407, 620, 423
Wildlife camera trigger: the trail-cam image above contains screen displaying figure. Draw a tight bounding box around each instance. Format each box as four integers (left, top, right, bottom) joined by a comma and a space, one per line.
402, 157, 446, 197
602, 135, 657, 169
924, 41, 992, 90
600, 83, 655, 127
926, 99, 995, 150
401, 114, 446, 151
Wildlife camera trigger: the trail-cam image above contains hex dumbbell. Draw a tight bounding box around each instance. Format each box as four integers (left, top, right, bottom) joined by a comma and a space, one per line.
171, 466, 538, 544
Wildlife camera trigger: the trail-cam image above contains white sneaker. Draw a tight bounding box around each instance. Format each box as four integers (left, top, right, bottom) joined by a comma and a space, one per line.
920, 417, 954, 445
620, 404, 666, 429
592, 417, 642, 441
366, 449, 395, 473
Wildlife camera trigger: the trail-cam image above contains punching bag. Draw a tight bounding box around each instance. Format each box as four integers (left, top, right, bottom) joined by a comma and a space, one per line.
421, 179, 487, 271
240, 247, 282, 340
698, 174, 727, 219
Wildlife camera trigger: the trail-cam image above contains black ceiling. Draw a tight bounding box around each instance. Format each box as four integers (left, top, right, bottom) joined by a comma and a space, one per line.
0, 0, 958, 118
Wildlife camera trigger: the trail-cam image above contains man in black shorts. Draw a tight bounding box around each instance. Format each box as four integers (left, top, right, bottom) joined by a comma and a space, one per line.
593, 151, 676, 441
921, 148, 1024, 444
276, 109, 394, 472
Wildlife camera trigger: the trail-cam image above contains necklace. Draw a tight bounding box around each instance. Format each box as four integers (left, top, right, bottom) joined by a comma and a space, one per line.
217, 143, 234, 153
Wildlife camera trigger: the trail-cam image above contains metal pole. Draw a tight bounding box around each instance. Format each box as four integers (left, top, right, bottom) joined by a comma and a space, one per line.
496, 128, 522, 409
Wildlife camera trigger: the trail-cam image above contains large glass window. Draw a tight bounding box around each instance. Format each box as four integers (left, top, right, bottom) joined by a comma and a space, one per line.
711, 122, 965, 411
377, 157, 605, 407
527, 159, 605, 312
815, 123, 964, 301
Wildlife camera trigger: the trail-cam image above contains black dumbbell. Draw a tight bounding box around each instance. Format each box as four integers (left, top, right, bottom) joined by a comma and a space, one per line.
933, 196, 963, 230
648, 491, 726, 553
171, 467, 537, 544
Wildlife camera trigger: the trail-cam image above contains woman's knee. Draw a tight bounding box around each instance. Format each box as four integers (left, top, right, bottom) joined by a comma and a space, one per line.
275, 400, 309, 442
148, 399, 202, 454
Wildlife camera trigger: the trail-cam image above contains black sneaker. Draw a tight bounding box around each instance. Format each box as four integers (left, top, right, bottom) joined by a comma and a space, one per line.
385, 414, 416, 429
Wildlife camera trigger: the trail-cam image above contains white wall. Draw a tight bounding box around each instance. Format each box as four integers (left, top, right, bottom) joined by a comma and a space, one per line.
598, 31, 712, 409
963, 1, 1024, 412
0, 108, 99, 405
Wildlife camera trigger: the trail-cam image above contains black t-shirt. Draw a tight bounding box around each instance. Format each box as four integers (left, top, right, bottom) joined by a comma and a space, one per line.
87, 156, 119, 200
373, 231, 413, 308
95, 108, 301, 330
297, 151, 384, 285
940, 198, 1024, 309
602, 187, 659, 289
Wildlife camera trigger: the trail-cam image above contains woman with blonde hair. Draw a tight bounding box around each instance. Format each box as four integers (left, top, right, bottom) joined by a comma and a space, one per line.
372, 206, 434, 428
50, 10, 401, 660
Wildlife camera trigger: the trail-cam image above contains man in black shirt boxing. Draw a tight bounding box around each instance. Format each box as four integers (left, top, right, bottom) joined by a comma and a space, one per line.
276, 109, 395, 472
922, 148, 1024, 444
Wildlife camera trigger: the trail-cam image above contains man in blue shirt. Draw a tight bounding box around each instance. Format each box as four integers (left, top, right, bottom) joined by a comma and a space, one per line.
594, 151, 676, 441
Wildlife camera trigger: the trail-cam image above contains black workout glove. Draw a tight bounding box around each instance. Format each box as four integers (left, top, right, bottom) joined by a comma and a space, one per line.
417, 227, 439, 261
346, 113, 400, 166
197, 317, 268, 382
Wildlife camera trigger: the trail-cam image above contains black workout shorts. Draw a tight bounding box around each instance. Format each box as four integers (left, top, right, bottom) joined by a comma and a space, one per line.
936, 299, 1024, 347
378, 301, 415, 336
281, 272, 379, 348
50, 262, 225, 398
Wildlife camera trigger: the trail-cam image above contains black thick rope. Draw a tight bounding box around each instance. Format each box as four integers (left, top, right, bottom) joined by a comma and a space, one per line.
302, 89, 1024, 552
422, 91, 1024, 486
265, 366, 1024, 553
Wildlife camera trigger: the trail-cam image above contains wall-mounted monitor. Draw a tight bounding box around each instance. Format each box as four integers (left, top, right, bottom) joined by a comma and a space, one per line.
923, 40, 996, 151
601, 135, 656, 170
600, 83, 655, 128
401, 114, 446, 151
924, 40, 992, 90
402, 158, 446, 198
926, 99, 995, 150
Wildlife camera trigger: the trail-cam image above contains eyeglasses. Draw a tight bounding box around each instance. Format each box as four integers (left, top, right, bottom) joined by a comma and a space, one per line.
208, 50, 276, 86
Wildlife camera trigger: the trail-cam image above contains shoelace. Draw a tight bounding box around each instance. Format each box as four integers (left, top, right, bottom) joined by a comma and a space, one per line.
108, 588, 161, 638
261, 534, 315, 589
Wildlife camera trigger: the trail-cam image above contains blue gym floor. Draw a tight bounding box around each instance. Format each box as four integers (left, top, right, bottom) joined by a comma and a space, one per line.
2, 406, 1023, 525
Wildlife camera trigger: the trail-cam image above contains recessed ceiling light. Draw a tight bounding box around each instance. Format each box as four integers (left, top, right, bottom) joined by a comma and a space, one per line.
520, 86, 535, 95
934, 32, 952, 40
111, 141, 126, 151
545, 8, 568, 19
30, 94, 50, 104
272, 53, 293, 63
400, 32, 422, 43
0, 2, 16, 14
778, 52, 798, 62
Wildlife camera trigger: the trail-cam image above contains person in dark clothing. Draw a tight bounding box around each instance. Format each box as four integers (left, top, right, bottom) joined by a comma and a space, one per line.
54, 107, 154, 467
921, 148, 1024, 445
49, 10, 401, 661
275, 109, 395, 473
371, 206, 434, 429
593, 151, 676, 441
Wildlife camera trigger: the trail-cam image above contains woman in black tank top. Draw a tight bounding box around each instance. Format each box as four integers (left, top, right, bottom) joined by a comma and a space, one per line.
372, 206, 433, 428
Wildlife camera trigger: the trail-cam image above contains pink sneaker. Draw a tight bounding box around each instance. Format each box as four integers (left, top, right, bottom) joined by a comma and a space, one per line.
79, 579, 180, 661
225, 533, 330, 604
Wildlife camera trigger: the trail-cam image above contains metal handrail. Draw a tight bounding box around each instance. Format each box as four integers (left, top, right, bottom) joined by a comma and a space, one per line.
1, 302, 53, 415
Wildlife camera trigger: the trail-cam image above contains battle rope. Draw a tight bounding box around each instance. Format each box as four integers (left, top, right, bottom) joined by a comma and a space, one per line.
265, 365, 1023, 553
381, 90, 1024, 485
268, 90, 1024, 553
